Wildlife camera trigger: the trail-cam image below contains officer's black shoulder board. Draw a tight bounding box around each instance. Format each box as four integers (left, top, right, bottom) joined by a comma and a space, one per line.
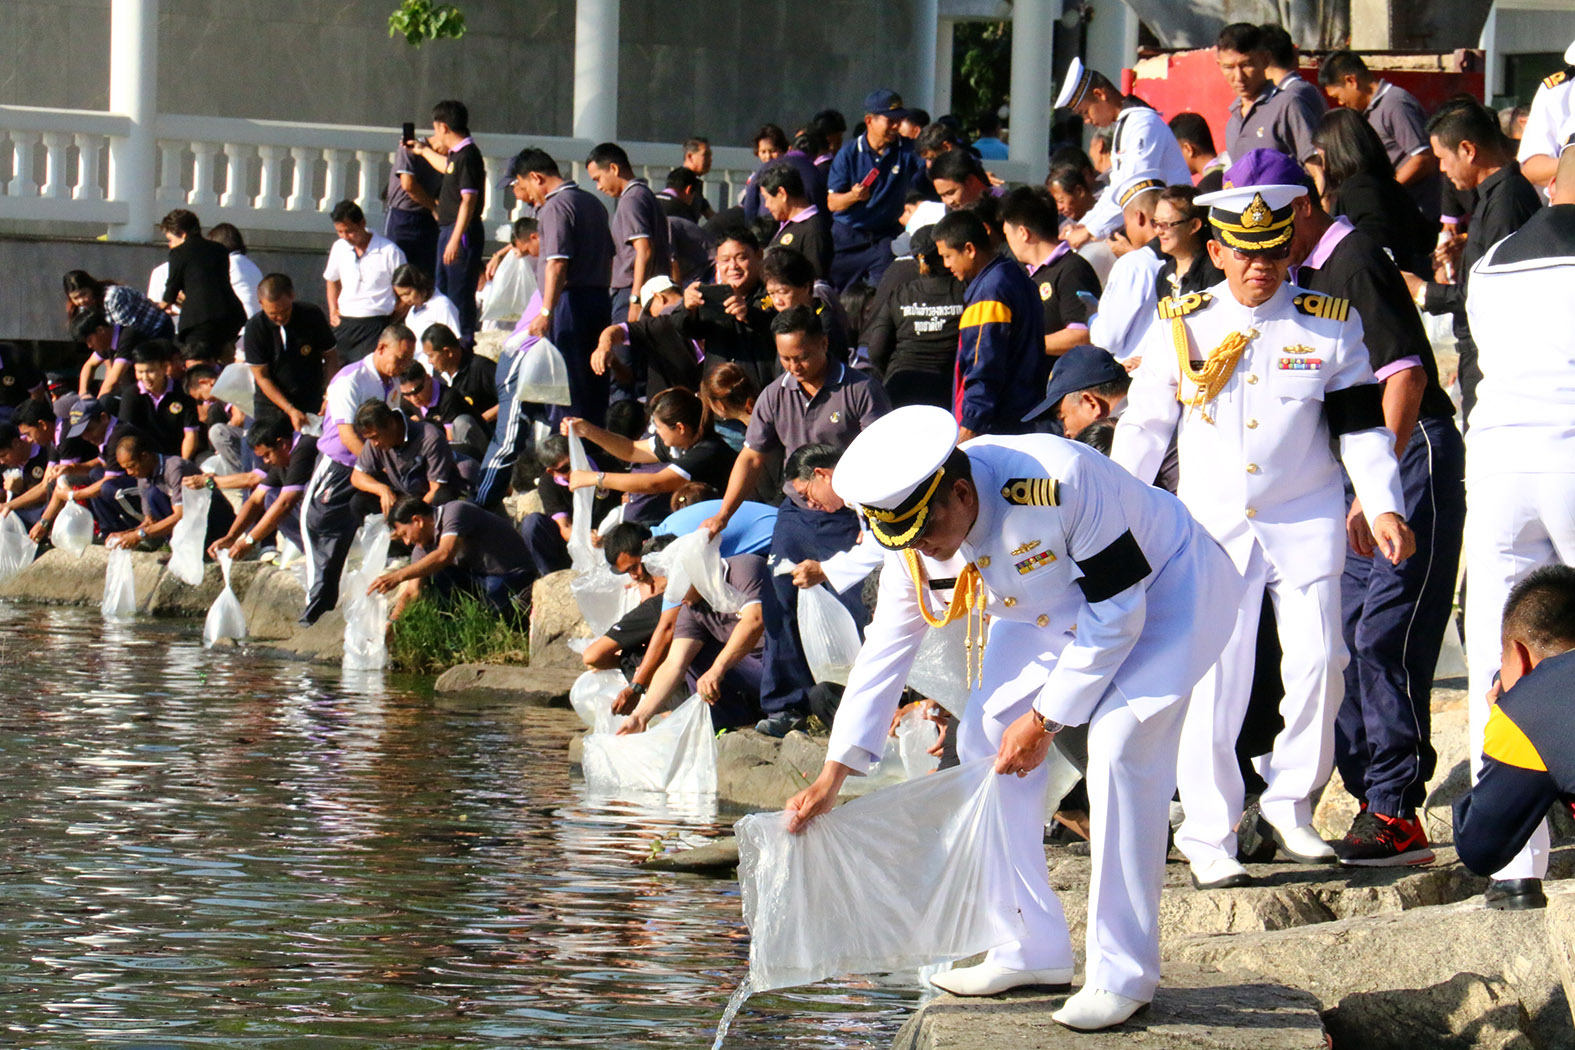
1156, 292, 1213, 320
1543, 67, 1572, 90
1292, 292, 1350, 322
1000, 477, 1060, 507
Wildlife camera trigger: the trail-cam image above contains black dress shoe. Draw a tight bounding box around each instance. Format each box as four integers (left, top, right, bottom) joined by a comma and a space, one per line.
1484, 878, 1547, 911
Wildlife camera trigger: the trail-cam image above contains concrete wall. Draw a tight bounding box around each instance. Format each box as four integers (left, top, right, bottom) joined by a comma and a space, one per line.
0, 0, 927, 148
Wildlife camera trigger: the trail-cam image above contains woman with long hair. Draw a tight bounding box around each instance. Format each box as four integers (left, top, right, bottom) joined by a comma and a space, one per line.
1314, 108, 1439, 277
62, 269, 174, 341
560, 386, 737, 502
391, 263, 464, 346
1152, 185, 1223, 300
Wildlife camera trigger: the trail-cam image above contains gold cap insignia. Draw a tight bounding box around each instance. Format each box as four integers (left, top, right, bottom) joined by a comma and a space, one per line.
1240, 193, 1273, 230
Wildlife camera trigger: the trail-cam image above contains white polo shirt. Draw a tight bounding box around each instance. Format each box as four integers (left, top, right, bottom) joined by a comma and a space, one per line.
323, 232, 406, 318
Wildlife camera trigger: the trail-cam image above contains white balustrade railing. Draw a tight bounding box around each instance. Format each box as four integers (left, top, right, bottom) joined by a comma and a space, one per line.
2, 105, 1036, 243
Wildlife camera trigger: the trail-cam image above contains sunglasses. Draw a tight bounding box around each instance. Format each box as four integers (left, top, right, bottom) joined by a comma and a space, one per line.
1224, 242, 1292, 262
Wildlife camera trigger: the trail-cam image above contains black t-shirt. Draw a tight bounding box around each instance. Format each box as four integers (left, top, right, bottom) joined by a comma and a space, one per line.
626, 313, 703, 395
652, 432, 736, 493
243, 302, 337, 415
768, 211, 834, 281
8, 445, 49, 498
536, 464, 620, 524
445, 351, 498, 421
405, 380, 479, 428
113, 384, 198, 455
260, 434, 320, 491
1031, 251, 1100, 335
866, 259, 965, 379
1299, 226, 1456, 421
605, 594, 664, 678
678, 282, 780, 394
0, 343, 44, 408
437, 141, 486, 227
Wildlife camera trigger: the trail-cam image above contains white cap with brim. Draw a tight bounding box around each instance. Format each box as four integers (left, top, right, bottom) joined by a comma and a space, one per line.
1111, 169, 1167, 211
833, 405, 960, 550
1055, 57, 1093, 110
1195, 184, 1307, 252
639, 275, 677, 308
1565, 39, 1575, 66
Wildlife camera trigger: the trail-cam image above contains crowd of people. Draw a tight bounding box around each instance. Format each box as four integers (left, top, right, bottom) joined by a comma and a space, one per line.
7, 26, 1575, 1033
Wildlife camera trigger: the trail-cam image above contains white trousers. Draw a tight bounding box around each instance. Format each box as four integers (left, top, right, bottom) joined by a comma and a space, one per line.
1175, 541, 1347, 865
1460, 471, 1575, 880
961, 619, 1184, 1000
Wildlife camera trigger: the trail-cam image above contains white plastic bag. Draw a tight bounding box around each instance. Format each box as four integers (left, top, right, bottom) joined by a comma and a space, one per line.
210, 362, 256, 419
516, 337, 573, 406
796, 581, 862, 685
895, 705, 941, 779
565, 430, 638, 636
570, 668, 626, 735
203, 551, 246, 646
101, 547, 137, 619
51, 500, 93, 558
733, 757, 1026, 993
908, 616, 972, 716
0, 512, 37, 583
479, 250, 539, 322
581, 694, 718, 797
657, 530, 745, 614
342, 515, 392, 671
166, 485, 212, 586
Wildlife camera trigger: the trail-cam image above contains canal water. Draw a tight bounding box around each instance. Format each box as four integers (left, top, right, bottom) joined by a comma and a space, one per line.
0, 604, 920, 1047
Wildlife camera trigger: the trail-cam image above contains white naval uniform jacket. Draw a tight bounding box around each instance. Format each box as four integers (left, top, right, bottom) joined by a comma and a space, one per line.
1111, 281, 1405, 590
825, 437, 1242, 774
1080, 107, 1194, 241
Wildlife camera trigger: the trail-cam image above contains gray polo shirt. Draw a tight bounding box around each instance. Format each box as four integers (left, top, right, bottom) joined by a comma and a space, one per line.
673, 553, 768, 647
745, 361, 890, 506
420, 499, 535, 578
610, 178, 671, 291
538, 181, 615, 291
353, 414, 460, 497
1364, 80, 1444, 220
1225, 76, 1321, 163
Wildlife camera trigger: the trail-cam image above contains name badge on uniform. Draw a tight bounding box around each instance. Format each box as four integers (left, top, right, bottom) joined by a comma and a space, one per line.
780, 233, 794, 245
1278, 358, 1323, 370
1039, 283, 1053, 301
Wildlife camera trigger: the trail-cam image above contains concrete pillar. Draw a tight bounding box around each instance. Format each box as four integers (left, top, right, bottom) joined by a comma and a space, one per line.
934, 17, 956, 117
914, 0, 941, 113
1479, 1, 1501, 105
1009, 0, 1054, 183
573, 0, 620, 143
1084, 0, 1141, 93
108, 0, 158, 241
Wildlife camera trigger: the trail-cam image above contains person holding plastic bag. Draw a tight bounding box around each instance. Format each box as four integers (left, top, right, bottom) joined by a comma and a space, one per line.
786, 405, 1242, 1031
474, 219, 544, 508
368, 496, 537, 621
614, 538, 767, 735
199, 417, 317, 562
559, 387, 736, 513
103, 433, 235, 552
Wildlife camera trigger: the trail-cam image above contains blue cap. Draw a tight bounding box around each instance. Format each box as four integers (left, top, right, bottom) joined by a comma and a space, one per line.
65, 396, 107, 438
863, 89, 909, 119
1023, 345, 1126, 422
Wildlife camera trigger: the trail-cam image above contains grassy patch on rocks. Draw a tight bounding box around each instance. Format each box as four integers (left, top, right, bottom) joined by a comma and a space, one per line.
388, 593, 529, 673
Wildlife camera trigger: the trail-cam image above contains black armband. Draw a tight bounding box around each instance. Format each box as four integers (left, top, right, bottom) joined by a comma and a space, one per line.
1324, 383, 1385, 437
1074, 529, 1151, 604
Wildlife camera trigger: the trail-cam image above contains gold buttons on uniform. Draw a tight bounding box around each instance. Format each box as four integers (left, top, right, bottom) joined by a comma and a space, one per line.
1246, 374, 1259, 385
1036, 615, 1049, 627
1246, 507, 1258, 519
1003, 596, 1016, 607
976, 556, 991, 568
1246, 418, 1259, 429
1246, 463, 1260, 474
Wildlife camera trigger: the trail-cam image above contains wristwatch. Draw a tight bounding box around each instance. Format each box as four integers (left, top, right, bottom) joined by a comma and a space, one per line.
629, 682, 646, 697
1033, 710, 1066, 735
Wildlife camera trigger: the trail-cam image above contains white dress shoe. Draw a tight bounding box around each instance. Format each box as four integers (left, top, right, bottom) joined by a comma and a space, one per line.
1052, 986, 1149, 1030
928, 960, 1074, 996
1271, 822, 1337, 863
1190, 857, 1253, 890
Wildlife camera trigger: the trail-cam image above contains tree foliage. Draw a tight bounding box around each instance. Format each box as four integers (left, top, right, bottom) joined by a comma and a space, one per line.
388, 0, 467, 47
952, 20, 1012, 129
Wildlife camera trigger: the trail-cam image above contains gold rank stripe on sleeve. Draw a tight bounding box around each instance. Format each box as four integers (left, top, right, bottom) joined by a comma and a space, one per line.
1544, 69, 1568, 89
1156, 292, 1213, 319
1292, 293, 1351, 322
1483, 705, 1549, 772
1000, 477, 1060, 506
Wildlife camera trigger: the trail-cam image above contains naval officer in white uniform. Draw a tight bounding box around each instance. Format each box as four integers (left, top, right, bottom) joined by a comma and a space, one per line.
1112, 183, 1414, 889
785, 404, 1242, 1031
1056, 58, 1194, 249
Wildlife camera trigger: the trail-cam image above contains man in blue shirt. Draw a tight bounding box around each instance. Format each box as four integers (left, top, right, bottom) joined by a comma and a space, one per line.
933, 210, 1047, 438
826, 89, 929, 291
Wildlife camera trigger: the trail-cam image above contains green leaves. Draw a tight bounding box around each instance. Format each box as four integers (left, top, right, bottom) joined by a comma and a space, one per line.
388, 0, 468, 47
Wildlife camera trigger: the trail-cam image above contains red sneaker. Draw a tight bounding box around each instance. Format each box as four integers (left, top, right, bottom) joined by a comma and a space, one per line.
1334, 810, 1435, 867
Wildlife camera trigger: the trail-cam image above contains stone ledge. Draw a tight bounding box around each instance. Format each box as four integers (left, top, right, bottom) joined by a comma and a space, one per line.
433, 663, 577, 706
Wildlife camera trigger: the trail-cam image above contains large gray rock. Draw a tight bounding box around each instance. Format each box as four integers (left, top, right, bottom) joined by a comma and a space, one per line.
1170, 883, 1575, 1050
640, 836, 740, 874
1548, 893, 1575, 1030
893, 964, 1327, 1050
714, 728, 827, 812
528, 568, 593, 669
239, 563, 308, 641
433, 663, 577, 706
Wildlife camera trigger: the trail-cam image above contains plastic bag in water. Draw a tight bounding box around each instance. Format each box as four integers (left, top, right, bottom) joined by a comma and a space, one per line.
203, 551, 246, 646
101, 547, 137, 619
564, 430, 637, 636
516, 337, 573, 406
570, 668, 626, 735
581, 694, 717, 797
166, 486, 212, 586
51, 500, 93, 558
795, 581, 862, 685
733, 758, 1025, 993
479, 250, 539, 322
908, 616, 972, 716
342, 515, 392, 671
210, 361, 256, 419
0, 512, 38, 584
